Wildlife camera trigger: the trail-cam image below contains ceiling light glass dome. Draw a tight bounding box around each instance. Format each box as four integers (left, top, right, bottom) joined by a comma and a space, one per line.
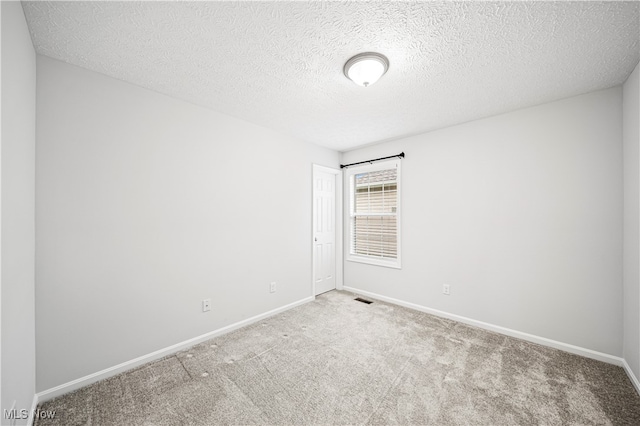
344, 52, 389, 87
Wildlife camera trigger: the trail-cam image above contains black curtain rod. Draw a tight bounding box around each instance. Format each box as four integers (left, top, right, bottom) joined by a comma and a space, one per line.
340, 152, 405, 169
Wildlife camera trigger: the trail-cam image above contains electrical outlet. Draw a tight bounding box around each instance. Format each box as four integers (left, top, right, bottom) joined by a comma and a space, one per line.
202, 299, 211, 312
270, 282, 276, 293
443, 284, 450, 295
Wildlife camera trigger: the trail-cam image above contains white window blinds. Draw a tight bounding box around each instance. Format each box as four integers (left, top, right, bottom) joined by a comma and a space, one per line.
348, 160, 401, 268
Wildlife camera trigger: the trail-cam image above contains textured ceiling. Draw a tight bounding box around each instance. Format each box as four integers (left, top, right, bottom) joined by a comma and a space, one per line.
22, 1, 640, 151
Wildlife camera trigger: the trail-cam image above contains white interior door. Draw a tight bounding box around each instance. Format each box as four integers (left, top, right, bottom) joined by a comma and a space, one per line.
313, 168, 337, 295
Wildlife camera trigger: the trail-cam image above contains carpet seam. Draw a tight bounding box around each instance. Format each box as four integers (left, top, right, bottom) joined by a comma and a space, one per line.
361, 354, 414, 425
175, 354, 195, 381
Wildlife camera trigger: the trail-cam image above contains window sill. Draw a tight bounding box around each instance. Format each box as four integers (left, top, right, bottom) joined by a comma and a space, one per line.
346, 255, 401, 269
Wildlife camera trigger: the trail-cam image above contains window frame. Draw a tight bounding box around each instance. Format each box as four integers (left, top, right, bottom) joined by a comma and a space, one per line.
346, 159, 402, 269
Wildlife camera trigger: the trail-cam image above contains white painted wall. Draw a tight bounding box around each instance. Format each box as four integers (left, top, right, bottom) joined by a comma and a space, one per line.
35, 56, 339, 392
624, 61, 640, 380
1, 1, 37, 423
343, 88, 623, 356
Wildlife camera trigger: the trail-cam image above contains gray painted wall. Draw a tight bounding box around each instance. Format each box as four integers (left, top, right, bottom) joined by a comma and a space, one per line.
1, 1, 36, 424
343, 88, 624, 356
624, 61, 640, 380
35, 56, 339, 391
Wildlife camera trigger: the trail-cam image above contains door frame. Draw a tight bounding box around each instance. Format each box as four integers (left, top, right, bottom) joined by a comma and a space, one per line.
312, 164, 343, 296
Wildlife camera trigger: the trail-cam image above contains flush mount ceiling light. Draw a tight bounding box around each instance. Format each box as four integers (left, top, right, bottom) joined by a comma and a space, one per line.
344, 52, 389, 87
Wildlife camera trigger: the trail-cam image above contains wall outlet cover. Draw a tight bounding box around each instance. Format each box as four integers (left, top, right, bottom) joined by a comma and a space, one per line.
202, 299, 211, 312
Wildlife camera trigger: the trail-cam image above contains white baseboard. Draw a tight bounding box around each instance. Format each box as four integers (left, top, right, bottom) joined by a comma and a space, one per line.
343, 286, 625, 367
37, 296, 314, 403
622, 358, 640, 395
27, 394, 39, 426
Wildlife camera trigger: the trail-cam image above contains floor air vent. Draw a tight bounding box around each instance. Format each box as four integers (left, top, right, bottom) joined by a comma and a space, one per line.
354, 297, 373, 304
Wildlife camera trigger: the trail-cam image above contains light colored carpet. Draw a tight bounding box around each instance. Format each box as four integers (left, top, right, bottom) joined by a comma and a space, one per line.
36, 290, 640, 425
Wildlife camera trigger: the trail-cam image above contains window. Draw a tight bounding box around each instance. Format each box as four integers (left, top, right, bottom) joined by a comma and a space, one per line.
347, 159, 401, 268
